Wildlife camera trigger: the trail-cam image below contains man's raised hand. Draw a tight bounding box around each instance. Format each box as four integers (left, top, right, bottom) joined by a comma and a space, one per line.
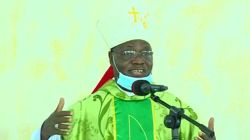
195, 117, 216, 140
41, 98, 72, 140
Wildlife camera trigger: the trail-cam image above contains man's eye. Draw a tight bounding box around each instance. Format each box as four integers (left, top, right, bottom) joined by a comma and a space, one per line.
142, 51, 153, 56
123, 51, 135, 55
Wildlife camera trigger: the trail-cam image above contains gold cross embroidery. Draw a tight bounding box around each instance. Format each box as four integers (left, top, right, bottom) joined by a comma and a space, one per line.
128, 7, 140, 23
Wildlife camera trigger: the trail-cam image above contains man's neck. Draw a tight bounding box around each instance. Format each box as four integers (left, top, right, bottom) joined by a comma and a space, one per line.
115, 83, 135, 96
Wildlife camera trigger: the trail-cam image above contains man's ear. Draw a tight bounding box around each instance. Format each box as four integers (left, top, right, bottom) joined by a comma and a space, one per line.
108, 51, 113, 65
108, 51, 118, 80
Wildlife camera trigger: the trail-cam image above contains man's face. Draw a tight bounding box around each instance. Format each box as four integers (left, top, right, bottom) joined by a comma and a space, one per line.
109, 39, 153, 78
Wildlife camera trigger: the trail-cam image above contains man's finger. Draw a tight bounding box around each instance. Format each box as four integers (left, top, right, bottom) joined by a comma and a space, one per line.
55, 98, 65, 112
208, 117, 215, 131
199, 132, 210, 140
54, 116, 72, 123
55, 111, 73, 117
57, 123, 72, 130
194, 136, 202, 140
53, 129, 70, 136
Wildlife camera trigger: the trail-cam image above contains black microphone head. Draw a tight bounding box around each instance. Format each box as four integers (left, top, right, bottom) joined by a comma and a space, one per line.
132, 80, 150, 96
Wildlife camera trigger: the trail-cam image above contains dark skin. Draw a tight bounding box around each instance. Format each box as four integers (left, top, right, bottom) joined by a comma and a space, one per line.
195, 117, 216, 140
41, 98, 72, 140
41, 39, 216, 140
109, 39, 153, 79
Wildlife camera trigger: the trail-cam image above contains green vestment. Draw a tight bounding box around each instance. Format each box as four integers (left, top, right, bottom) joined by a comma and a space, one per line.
62, 80, 199, 140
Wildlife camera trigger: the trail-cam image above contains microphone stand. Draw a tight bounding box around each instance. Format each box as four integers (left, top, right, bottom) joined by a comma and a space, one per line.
150, 93, 214, 140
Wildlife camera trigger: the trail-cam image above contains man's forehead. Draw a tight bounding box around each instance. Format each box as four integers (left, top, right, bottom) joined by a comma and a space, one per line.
113, 39, 151, 51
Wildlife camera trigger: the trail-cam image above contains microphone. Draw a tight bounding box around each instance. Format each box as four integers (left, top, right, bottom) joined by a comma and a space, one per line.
132, 80, 168, 96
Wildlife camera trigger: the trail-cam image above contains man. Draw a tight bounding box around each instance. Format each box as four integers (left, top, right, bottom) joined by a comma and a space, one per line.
32, 39, 216, 140
31, 4, 216, 139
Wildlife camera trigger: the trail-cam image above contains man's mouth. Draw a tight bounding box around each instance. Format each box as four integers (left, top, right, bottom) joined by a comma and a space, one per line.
129, 69, 146, 76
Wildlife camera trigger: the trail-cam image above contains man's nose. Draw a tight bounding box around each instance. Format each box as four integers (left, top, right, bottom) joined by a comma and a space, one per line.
131, 55, 145, 65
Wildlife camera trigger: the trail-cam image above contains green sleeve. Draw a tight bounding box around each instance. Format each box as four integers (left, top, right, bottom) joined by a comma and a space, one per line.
62, 99, 86, 140
156, 92, 200, 140
179, 104, 200, 140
